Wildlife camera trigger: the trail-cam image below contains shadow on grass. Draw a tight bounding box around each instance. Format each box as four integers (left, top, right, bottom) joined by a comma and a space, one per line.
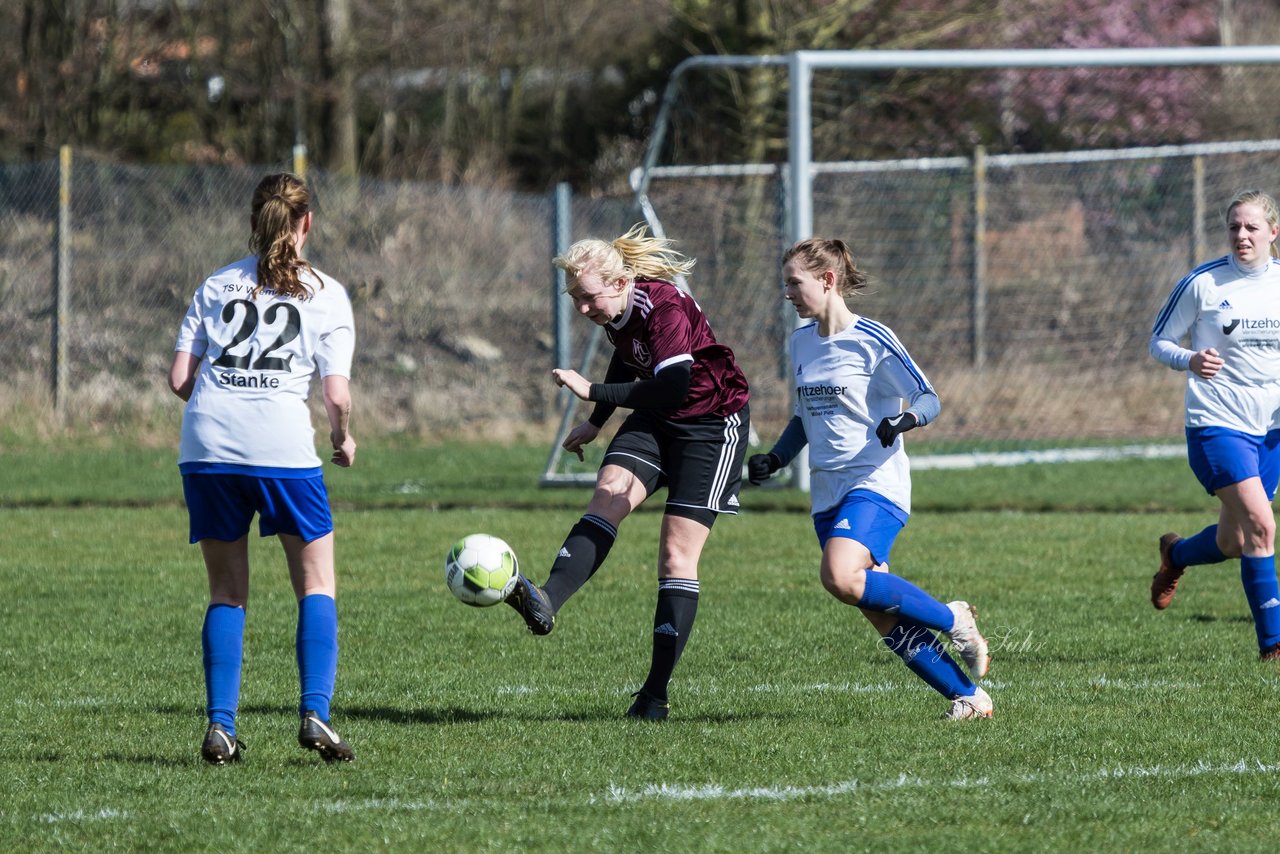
1189, 613, 1253, 623
346, 704, 785, 725
154, 701, 778, 726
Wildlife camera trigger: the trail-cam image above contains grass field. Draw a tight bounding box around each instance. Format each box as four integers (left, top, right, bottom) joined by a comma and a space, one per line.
3, 442, 1280, 851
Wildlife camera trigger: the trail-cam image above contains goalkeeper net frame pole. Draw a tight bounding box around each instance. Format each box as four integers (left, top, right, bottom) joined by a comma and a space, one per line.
543, 46, 1280, 489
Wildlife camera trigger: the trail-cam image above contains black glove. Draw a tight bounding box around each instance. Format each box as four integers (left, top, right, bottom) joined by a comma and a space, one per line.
875, 411, 918, 448
747, 453, 782, 485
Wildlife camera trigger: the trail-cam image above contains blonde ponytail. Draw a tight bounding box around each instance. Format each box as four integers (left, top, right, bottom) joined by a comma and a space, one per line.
554, 223, 694, 285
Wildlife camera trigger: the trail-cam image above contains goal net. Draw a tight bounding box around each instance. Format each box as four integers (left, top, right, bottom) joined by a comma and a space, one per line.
542, 48, 1280, 484
567, 48, 1280, 484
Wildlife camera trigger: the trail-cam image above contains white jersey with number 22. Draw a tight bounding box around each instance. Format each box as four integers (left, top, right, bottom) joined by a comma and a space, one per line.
175, 256, 355, 472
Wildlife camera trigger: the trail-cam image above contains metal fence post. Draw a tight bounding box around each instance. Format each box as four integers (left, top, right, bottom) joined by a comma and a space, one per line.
293, 143, 308, 180
972, 145, 988, 370
52, 145, 72, 420
1192, 155, 1207, 265
293, 144, 310, 261
551, 182, 572, 411
788, 51, 812, 492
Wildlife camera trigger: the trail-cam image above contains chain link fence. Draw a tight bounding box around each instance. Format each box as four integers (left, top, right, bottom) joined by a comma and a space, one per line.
0, 155, 637, 438
638, 141, 1280, 449
4, 143, 1280, 449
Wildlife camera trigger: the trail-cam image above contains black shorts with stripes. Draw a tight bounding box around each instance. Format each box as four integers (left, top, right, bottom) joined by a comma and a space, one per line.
602, 404, 749, 527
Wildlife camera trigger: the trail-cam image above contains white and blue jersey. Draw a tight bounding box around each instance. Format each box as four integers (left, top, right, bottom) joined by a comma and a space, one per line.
1150, 254, 1280, 435
175, 256, 355, 475
790, 316, 937, 515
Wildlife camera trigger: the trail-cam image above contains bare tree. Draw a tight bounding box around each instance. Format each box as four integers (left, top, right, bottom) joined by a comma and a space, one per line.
321, 0, 357, 175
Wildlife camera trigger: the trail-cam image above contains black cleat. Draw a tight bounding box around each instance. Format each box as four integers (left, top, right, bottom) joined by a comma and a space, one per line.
505, 574, 556, 635
626, 690, 670, 722
298, 711, 355, 763
201, 723, 243, 765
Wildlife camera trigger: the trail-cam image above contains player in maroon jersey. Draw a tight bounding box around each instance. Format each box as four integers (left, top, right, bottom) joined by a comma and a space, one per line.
506, 224, 750, 720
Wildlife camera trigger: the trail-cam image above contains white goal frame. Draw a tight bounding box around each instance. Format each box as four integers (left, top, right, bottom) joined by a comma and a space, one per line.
543, 46, 1280, 488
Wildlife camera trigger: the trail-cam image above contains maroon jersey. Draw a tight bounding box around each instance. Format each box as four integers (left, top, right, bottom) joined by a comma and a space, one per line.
604, 278, 749, 420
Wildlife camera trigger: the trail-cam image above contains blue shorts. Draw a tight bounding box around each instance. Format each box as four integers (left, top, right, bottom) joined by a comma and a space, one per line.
1186, 426, 1280, 500
182, 471, 333, 544
813, 489, 909, 564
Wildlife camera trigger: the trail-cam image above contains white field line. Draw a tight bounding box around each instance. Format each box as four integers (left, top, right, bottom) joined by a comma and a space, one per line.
20, 677, 1224, 823
321, 797, 433, 814
596, 759, 1280, 804
911, 443, 1183, 470
34, 760, 1275, 822
1085, 676, 1203, 690
748, 681, 903, 694
40, 808, 129, 824
492, 681, 920, 699
493, 676, 1209, 699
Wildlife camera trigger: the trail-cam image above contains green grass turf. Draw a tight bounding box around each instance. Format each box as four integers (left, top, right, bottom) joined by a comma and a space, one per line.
2, 444, 1279, 850
0, 439, 1213, 513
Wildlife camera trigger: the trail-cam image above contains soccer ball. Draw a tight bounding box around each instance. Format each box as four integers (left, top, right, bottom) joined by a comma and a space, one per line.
444, 533, 519, 607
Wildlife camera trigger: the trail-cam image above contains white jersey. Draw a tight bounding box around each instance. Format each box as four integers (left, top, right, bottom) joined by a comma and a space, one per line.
790, 316, 936, 514
1150, 254, 1280, 435
175, 256, 355, 472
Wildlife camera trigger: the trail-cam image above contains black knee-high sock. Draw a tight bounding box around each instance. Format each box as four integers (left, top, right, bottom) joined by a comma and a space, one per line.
640, 579, 700, 702
542, 514, 617, 611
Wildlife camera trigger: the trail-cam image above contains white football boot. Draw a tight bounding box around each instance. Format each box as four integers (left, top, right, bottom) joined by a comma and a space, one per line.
942, 686, 993, 721
946, 600, 990, 680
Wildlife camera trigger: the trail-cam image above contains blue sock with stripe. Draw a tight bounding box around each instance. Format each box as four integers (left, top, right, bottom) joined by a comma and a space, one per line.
883, 620, 976, 699
1172, 525, 1227, 569
1240, 554, 1280, 651
296, 594, 338, 720
202, 604, 245, 735
859, 571, 954, 632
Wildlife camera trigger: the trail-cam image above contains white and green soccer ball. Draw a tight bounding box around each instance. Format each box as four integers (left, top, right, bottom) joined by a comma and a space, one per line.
445, 533, 519, 607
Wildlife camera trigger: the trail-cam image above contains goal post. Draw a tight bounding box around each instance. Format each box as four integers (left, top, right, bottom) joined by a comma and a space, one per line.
543, 46, 1280, 487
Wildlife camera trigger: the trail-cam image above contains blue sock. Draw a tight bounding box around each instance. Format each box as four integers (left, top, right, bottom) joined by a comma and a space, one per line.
859, 572, 954, 632
296, 594, 338, 720
883, 620, 976, 699
1240, 555, 1280, 651
1172, 525, 1227, 569
202, 604, 245, 735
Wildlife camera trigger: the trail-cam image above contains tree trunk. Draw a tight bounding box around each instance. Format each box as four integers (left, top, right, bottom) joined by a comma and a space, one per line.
321, 0, 357, 176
